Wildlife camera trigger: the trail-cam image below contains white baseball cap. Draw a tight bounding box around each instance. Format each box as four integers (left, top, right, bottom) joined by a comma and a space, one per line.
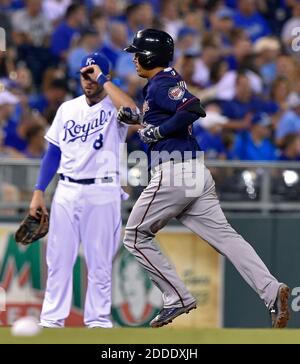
198, 111, 228, 129
0, 90, 19, 106
253, 37, 280, 53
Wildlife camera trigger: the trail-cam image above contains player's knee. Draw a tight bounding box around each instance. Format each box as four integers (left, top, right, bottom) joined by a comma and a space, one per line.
89, 268, 110, 283
123, 225, 147, 250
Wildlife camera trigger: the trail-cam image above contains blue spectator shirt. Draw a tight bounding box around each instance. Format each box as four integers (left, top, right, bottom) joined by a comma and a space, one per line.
232, 131, 276, 161
100, 42, 123, 69
51, 21, 79, 58
233, 11, 270, 42
278, 153, 300, 161
276, 110, 300, 140
219, 97, 278, 120
29, 94, 48, 114
193, 124, 225, 159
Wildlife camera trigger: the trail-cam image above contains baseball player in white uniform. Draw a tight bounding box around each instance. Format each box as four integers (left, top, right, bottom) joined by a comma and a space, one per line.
29, 52, 136, 328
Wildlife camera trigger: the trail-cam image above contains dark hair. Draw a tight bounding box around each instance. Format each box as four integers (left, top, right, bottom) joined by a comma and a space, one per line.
230, 28, 248, 44
236, 69, 248, 82
210, 59, 228, 84
80, 27, 98, 38
201, 32, 219, 48
270, 76, 290, 99
126, 3, 141, 18
90, 8, 105, 22
281, 133, 300, 150
25, 125, 44, 142
161, 0, 173, 12
65, 3, 84, 19
49, 78, 68, 91
183, 54, 196, 61
205, 0, 222, 12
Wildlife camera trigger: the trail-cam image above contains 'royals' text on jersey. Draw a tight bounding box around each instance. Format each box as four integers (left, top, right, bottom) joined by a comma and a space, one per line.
45, 95, 128, 179
142, 67, 201, 167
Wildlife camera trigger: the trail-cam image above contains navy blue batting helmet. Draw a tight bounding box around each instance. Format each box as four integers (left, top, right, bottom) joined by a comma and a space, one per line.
124, 28, 174, 70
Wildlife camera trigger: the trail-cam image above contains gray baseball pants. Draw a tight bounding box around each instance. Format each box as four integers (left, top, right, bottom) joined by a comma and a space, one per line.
123, 160, 280, 309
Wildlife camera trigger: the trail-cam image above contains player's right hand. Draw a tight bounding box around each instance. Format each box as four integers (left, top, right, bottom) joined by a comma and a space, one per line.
80, 65, 101, 83
117, 106, 142, 125
29, 190, 48, 218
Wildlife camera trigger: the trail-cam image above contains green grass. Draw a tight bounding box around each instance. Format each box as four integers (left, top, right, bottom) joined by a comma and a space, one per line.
1, 328, 300, 344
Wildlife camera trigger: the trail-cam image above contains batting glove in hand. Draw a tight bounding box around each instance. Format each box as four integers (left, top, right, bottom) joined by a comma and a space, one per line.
138, 124, 163, 144
117, 107, 143, 125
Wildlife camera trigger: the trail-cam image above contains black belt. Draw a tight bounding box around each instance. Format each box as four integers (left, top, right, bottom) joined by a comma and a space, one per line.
60, 174, 113, 184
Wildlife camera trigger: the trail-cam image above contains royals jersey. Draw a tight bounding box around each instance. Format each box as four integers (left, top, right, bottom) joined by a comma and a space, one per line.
142, 67, 201, 167
45, 95, 128, 179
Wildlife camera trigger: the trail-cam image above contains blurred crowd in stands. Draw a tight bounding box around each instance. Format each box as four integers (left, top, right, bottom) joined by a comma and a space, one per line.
1, 0, 300, 161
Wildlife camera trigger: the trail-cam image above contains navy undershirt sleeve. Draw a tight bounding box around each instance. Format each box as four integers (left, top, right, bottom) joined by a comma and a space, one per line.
35, 142, 61, 191
158, 109, 199, 137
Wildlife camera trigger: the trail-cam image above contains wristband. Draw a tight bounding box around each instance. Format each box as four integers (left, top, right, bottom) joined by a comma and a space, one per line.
34, 184, 45, 192
96, 73, 108, 86
155, 127, 163, 139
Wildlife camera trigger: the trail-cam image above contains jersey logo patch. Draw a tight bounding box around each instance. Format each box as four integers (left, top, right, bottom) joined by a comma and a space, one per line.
168, 86, 185, 100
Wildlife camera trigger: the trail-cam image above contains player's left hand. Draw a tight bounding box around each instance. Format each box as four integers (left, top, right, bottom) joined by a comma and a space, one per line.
117, 106, 143, 125
80, 65, 102, 82
138, 124, 163, 144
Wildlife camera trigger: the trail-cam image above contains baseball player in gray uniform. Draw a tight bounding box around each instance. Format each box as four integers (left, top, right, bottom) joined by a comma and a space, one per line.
117, 29, 290, 328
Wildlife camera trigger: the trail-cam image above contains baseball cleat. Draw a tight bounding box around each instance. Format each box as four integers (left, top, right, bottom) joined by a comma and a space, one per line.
270, 284, 290, 328
150, 301, 197, 328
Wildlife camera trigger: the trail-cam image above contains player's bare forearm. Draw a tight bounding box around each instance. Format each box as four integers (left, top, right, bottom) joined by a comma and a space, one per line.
103, 81, 137, 110
30, 190, 48, 217
80, 64, 136, 110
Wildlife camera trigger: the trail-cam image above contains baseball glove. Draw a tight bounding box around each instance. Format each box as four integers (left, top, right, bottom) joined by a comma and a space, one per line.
15, 208, 49, 245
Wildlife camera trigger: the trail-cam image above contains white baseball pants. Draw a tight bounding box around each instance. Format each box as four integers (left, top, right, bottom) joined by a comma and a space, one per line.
40, 179, 122, 328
